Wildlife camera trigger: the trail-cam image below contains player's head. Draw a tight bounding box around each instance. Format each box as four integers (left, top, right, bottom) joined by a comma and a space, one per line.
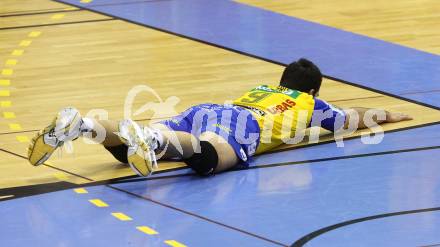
279, 58, 322, 97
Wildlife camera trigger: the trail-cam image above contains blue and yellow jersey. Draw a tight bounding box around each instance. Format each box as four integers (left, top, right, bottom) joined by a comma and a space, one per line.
233, 85, 315, 153
161, 84, 346, 161
233, 85, 347, 154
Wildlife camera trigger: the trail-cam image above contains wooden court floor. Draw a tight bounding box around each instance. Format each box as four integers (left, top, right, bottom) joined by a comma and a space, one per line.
1, 0, 440, 190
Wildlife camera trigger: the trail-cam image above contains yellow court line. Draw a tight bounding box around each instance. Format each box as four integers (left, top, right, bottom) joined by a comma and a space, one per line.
19, 40, 32, 47
1, 69, 13, 76
89, 199, 109, 207
3, 112, 16, 119
0, 90, 10, 97
28, 31, 41, 38
164, 240, 187, 247
64, 7, 78, 10
80, 0, 93, 3
1, 101, 12, 107
51, 14, 65, 20
0, 79, 10, 86
11, 50, 24, 56
5, 59, 17, 66
9, 123, 22, 131
74, 188, 88, 194
53, 172, 69, 181
16, 136, 29, 142
111, 212, 132, 221
136, 226, 159, 235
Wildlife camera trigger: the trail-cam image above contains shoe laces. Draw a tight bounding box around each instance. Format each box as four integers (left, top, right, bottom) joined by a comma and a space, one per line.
142, 127, 158, 169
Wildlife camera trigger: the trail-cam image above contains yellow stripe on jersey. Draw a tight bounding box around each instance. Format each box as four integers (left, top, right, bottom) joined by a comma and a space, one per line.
233, 85, 315, 153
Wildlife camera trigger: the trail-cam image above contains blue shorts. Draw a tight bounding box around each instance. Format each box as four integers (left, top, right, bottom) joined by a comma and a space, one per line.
160, 104, 260, 164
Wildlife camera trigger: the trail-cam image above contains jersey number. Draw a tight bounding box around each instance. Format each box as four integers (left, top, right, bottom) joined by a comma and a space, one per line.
239, 91, 270, 103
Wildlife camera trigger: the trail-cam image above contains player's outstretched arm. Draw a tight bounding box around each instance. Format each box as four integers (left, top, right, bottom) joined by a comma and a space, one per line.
343, 107, 413, 130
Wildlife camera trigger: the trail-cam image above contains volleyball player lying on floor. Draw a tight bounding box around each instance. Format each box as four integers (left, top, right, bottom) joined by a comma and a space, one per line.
28, 58, 412, 176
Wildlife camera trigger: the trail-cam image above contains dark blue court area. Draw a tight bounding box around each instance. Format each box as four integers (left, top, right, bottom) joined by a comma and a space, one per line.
1, 0, 440, 246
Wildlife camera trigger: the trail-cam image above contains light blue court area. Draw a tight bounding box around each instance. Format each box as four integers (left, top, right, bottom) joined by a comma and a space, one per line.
1, 145, 440, 246
55, 0, 440, 109
301, 209, 440, 247
0, 185, 282, 247
251, 123, 440, 167
104, 147, 440, 246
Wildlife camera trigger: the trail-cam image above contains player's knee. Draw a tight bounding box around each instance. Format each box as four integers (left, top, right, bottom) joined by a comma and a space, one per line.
184, 141, 218, 176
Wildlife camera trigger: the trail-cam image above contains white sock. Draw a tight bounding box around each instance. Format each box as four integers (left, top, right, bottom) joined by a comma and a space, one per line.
80, 117, 94, 133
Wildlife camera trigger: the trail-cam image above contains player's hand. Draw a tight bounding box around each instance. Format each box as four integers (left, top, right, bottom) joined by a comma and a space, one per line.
385, 112, 413, 123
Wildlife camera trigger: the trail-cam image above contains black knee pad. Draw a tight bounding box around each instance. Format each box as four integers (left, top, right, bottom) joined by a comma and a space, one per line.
104, 144, 128, 164
184, 141, 218, 176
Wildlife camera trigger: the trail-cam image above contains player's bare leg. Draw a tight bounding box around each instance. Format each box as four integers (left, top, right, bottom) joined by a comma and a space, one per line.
28, 108, 238, 177
152, 124, 239, 172
98, 121, 239, 176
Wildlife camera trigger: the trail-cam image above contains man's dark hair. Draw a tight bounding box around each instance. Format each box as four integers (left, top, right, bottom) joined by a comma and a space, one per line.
279, 58, 322, 93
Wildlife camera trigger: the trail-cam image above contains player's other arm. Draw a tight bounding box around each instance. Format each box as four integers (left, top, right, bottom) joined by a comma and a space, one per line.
342, 107, 413, 130
311, 99, 413, 132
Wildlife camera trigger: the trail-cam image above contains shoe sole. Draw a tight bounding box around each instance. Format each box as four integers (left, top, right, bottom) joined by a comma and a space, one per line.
28, 107, 81, 166
118, 119, 154, 176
